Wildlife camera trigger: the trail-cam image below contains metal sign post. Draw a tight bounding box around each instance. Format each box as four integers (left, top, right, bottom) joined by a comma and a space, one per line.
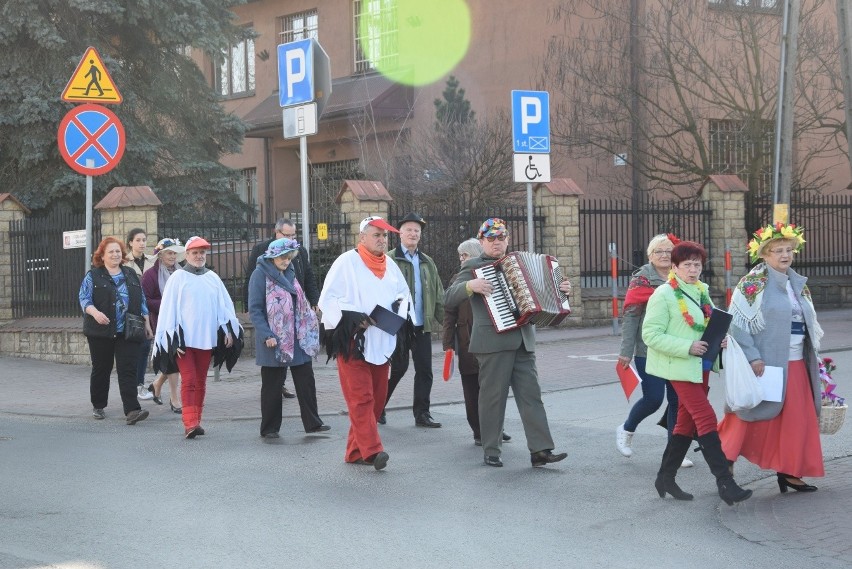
85, 160, 93, 272
299, 135, 310, 260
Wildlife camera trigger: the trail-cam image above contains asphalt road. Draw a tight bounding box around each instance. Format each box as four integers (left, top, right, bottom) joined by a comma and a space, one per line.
2, 349, 851, 569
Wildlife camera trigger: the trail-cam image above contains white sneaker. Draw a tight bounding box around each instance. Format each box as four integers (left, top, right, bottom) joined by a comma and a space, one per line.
137, 384, 154, 400
616, 424, 634, 457
680, 457, 694, 468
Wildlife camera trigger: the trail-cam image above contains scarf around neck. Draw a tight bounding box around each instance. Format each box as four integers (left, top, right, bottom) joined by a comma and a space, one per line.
157, 259, 177, 294
730, 262, 823, 351
261, 260, 319, 362
357, 243, 387, 278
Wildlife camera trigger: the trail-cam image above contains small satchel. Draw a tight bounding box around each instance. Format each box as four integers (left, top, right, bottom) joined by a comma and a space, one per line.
124, 313, 147, 343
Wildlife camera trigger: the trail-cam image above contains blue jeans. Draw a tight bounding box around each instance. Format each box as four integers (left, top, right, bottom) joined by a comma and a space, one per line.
623, 356, 678, 438
135, 339, 152, 386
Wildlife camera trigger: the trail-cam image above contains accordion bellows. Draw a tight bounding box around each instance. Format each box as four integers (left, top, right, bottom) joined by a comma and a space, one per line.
474, 252, 571, 333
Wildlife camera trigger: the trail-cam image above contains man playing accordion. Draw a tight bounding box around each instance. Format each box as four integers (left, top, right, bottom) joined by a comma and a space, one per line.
444, 218, 572, 468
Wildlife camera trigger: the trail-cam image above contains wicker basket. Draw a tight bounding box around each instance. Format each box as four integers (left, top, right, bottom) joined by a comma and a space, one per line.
819, 404, 848, 435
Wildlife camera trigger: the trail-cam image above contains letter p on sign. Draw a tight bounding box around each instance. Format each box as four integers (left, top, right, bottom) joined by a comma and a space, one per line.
285, 48, 306, 98
520, 97, 541, 134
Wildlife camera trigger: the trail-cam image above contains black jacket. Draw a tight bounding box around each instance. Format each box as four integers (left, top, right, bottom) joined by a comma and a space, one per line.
244, 238, 319, 307
82, 266, 144, 338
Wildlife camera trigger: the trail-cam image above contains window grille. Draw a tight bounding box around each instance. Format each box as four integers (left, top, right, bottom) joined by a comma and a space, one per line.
708, 119, 775, 194
353, 0, 399, 73
310, 159, 362, 220
232, 168, 258, 216
278, 9, 319, 44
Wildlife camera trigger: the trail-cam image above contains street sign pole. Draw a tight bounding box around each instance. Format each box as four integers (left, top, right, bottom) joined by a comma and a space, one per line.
299, 135, 310, 260
527, 182, 534, 252
85, 160, 93, 272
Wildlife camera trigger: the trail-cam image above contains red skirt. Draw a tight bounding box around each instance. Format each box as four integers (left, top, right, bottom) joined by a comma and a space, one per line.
718, 359, 824, 477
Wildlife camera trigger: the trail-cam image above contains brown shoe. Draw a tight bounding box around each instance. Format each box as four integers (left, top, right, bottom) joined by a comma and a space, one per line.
282, 387, 296, 399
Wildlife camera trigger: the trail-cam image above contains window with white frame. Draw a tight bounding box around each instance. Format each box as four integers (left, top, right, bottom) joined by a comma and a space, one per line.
353, 0, 398, 73
232, 168, 258, 213
215, 33, 256, 98
708, 119, 775, 194
279, 9, 319, 44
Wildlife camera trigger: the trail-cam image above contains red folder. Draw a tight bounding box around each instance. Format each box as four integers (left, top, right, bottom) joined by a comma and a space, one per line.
443, 349, 455, 381
616, 362, 641, 400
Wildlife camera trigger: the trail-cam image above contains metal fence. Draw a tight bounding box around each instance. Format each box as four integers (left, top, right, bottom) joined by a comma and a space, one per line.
745, 193, 852, 276
10, 212, 102, 318
159, 212, 350, 311
579, 198, 714, 288
387, 201, 545, 287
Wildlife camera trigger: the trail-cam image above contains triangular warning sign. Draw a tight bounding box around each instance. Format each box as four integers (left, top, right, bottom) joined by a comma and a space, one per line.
61, 47, 123, 104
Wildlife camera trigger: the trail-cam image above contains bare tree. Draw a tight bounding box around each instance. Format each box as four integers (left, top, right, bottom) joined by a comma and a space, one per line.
541, 0, 844, 199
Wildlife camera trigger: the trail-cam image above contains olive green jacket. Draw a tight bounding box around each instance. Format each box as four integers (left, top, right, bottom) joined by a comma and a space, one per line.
392, 245, 444, 333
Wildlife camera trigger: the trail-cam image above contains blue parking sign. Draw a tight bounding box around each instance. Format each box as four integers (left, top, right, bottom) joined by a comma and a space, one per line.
511, 91, 550, 153
278, 40, 314, 107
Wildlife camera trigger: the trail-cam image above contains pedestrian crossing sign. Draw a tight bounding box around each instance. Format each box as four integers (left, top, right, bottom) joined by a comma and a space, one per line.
61, 46, 123, 104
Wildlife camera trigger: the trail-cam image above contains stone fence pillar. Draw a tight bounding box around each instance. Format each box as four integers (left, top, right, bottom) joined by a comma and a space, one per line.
700, 175, 749, 304
0, 194, 31, 322
95, 186, 162, 246
335, 180, 392, 246
534, 179, 584, 326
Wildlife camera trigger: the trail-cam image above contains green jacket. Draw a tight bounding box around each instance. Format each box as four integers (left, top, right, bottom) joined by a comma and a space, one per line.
392, 245, 444, 333
642, 275, 717, 383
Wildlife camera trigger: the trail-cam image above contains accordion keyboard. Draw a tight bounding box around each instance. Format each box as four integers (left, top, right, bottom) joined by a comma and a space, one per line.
474, 264, 521, 332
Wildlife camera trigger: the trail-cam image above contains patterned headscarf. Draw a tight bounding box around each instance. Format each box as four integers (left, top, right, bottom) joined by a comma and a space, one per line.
477, 218, 507, 239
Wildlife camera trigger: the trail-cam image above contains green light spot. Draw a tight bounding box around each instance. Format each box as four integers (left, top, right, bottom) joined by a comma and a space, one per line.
359, 0, 471, 86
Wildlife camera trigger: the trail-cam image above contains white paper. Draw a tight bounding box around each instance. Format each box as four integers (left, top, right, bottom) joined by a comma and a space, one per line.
759, 366, 784, 402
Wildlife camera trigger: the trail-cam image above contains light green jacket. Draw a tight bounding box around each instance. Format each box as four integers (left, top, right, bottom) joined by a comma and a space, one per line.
642, 276, 716, 383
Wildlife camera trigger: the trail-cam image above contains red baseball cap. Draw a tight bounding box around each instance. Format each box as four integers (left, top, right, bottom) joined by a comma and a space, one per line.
359, 216, 399, 234
184, 236, 211, 250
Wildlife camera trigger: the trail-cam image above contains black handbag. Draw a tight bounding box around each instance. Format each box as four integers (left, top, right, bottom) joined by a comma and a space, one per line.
124, 312, 147, 342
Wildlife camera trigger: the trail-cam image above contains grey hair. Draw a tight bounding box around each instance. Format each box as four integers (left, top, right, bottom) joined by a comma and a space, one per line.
457, 238, 483, 258
275, 218, 296, 232
646, 234, 673, 258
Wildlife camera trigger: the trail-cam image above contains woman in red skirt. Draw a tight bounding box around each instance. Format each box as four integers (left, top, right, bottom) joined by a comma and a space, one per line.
719, 223, 824, 492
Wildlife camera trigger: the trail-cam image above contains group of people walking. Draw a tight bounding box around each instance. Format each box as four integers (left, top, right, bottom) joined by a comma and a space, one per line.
615, 224, 824, 505
79, 214, 827, 502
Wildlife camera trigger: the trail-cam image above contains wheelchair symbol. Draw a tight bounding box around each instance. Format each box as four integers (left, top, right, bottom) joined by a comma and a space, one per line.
524, 155, 542, 180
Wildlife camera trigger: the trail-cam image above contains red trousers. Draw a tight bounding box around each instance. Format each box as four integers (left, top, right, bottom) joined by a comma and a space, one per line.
176, 347, 211, 430
670, 371, 716, 437
337, 357, 388, 463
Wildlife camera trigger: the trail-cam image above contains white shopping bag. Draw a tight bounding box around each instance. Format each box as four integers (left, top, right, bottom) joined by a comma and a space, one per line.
721, 335, 764, 412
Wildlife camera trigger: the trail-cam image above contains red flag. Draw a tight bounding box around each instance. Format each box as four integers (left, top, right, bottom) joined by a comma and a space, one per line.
443, 349, 455, 381
616, 362, 641, 400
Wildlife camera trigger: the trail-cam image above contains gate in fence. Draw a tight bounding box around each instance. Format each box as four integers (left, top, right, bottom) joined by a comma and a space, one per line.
10, 211, 102, 318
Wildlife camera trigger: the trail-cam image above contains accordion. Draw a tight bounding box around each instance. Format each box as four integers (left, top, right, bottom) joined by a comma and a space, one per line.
473, 252, 571, 333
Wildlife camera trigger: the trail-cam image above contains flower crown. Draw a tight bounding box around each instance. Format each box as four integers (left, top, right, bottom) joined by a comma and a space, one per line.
747, 222, 805, 263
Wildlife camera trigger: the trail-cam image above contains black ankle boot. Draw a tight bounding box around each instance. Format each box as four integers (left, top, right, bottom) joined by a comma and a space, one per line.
697, 432, 752, 506
655, 434, 694, 501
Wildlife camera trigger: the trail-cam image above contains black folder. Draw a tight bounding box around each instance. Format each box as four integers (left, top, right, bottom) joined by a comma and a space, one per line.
700, 308, 733, 362
369, 304, 407, 336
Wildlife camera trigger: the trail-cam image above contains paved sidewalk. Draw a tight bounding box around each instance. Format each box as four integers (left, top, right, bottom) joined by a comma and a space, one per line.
2, 308, 851, 563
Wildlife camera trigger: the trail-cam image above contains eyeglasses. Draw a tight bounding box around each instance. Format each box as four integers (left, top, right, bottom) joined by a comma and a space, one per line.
279, 232, 297, 239
653, 250, 673, 256
768, 248, 794, 255
484, 235, 507, 242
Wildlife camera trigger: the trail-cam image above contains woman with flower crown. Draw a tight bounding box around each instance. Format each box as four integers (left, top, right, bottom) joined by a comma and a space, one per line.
717, 223, 824, 493
642, 241, 752, 506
